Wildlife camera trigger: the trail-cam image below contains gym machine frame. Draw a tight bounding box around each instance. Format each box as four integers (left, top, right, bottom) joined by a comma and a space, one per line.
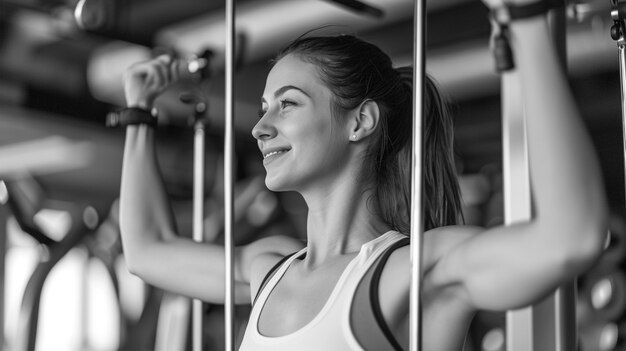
610, 0, 626, 209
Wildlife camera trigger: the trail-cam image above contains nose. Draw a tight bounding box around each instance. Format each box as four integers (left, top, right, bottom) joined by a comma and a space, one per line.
252, 113, 276, 141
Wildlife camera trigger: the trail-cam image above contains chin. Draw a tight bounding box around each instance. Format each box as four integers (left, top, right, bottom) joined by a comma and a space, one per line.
264, 174, 295, 193
264, 175, 284, 192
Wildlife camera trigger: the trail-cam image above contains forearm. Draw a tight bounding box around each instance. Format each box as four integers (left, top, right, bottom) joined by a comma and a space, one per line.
509, 17, 608, 235
119, 125, 179, 268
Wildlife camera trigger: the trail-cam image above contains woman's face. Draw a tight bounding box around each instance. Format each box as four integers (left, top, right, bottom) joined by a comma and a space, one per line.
252, 54, 351, 193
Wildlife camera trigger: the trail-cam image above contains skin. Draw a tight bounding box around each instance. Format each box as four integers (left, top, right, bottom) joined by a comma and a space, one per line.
118, 2, 608, 350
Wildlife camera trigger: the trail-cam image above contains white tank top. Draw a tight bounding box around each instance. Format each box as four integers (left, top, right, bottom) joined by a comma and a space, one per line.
239, 231, 407, 351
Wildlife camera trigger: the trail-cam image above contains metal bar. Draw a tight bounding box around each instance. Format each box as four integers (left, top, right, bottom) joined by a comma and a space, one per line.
0, 182, 7, 350
502, 68, 533, 351
192, 121, 206, 351
224, 0, 236, 349
409, 0, 426, 349
320, 0, 384, 18
618, 43, 626, 208
80, 250, 89, 349
612, 0, 626, 240
554, 281, 577, 350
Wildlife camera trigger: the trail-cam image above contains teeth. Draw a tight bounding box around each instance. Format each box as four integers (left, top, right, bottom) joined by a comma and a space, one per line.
264, 150, 286, 159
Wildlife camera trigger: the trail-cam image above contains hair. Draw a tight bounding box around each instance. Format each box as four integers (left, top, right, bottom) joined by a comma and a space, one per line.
273, 34, 463, 233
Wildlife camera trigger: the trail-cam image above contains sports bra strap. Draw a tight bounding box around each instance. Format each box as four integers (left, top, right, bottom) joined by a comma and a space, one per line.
370, 237, 410, 350
253, 252, 297, 305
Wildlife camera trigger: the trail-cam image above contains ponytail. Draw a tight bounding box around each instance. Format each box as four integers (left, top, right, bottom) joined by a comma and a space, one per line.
375, 67, 463, 233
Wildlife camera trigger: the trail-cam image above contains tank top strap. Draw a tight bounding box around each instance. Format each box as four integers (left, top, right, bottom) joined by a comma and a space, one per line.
341, 231, 408, 279
253, 251, 299, 305
252, 246, 307, 309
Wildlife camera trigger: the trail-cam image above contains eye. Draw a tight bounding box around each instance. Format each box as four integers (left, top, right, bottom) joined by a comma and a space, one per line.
280, 99, 296, 109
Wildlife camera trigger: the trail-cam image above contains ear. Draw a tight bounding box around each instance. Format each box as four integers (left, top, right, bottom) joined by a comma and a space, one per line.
349, 99, 380, 142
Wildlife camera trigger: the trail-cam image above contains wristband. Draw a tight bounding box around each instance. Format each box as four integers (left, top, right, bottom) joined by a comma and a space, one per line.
106, 107, 157, 128
492, 0, 564, 23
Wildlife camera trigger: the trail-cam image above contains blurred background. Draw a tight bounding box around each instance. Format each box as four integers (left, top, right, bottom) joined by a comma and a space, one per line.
0, 0, 625, 350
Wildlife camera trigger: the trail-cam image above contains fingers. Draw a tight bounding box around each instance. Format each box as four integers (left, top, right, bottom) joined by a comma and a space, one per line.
127, 55, 176, 87
145, 55, 174, 90
123, 54, 178, 108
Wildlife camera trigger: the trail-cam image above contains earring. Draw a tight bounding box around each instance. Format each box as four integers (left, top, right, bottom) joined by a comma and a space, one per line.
351, 134, 357, 140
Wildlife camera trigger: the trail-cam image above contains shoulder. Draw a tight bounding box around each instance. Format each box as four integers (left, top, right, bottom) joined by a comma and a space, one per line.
244, 235, 304, 271
376, 226, 482, 321
245, 234, 304, 255
378, 226, 483, 299
241, 235, 305, 296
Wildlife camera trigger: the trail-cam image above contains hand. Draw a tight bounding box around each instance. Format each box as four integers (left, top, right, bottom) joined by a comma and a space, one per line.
482, 0, 504, 9
123, 54, 180, 109
481, 0, 542, 10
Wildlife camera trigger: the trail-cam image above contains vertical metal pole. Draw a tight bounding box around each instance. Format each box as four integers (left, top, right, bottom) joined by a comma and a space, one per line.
80, 252, 89, 350
224, 0, 236, 350
0, 181, 7, 351
617, 35, 626, 208
505, 6, 575, 351
611, 0, 626, 218
409, 0, 426, 350
502, 69, 534, 351
192, 121, 205, 351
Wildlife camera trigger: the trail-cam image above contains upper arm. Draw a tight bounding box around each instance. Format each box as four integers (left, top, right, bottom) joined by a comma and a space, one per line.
126, 234, 303, 305
429, 223, 605, 311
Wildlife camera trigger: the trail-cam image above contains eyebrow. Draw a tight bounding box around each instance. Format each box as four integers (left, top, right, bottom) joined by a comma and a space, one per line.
262, 85, 311, 104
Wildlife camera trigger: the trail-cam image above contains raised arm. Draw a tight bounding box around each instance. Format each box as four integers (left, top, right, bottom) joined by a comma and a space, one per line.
429, 1, 609, 310
118, 55, 302, 304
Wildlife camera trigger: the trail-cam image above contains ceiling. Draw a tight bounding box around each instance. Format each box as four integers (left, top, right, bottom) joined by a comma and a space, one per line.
0, 0, 624, 214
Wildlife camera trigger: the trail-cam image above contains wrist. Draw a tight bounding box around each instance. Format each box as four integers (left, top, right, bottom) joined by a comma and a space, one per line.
124, 90, 153, 110
492, 0, 564, 24
507, 15, 551, 43
106, 107, 157, 128
127, 102, 150, 110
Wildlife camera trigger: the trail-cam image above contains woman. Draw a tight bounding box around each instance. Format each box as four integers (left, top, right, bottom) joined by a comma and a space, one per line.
118, 0, 608, 349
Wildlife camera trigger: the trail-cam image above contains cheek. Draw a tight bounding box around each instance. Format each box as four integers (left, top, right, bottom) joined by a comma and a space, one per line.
310, 125, 349, 168
287, 116, 334, 149
306, 124, 337, 160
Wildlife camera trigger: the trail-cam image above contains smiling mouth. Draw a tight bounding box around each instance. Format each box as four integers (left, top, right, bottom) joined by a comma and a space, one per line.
263, 149, 289, 159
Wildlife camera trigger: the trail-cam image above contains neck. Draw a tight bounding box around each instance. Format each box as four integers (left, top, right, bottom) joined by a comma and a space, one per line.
300, 175, 391, 268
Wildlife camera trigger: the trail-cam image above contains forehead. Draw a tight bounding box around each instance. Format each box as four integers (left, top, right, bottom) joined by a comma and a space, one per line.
264, 54, 325, 97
